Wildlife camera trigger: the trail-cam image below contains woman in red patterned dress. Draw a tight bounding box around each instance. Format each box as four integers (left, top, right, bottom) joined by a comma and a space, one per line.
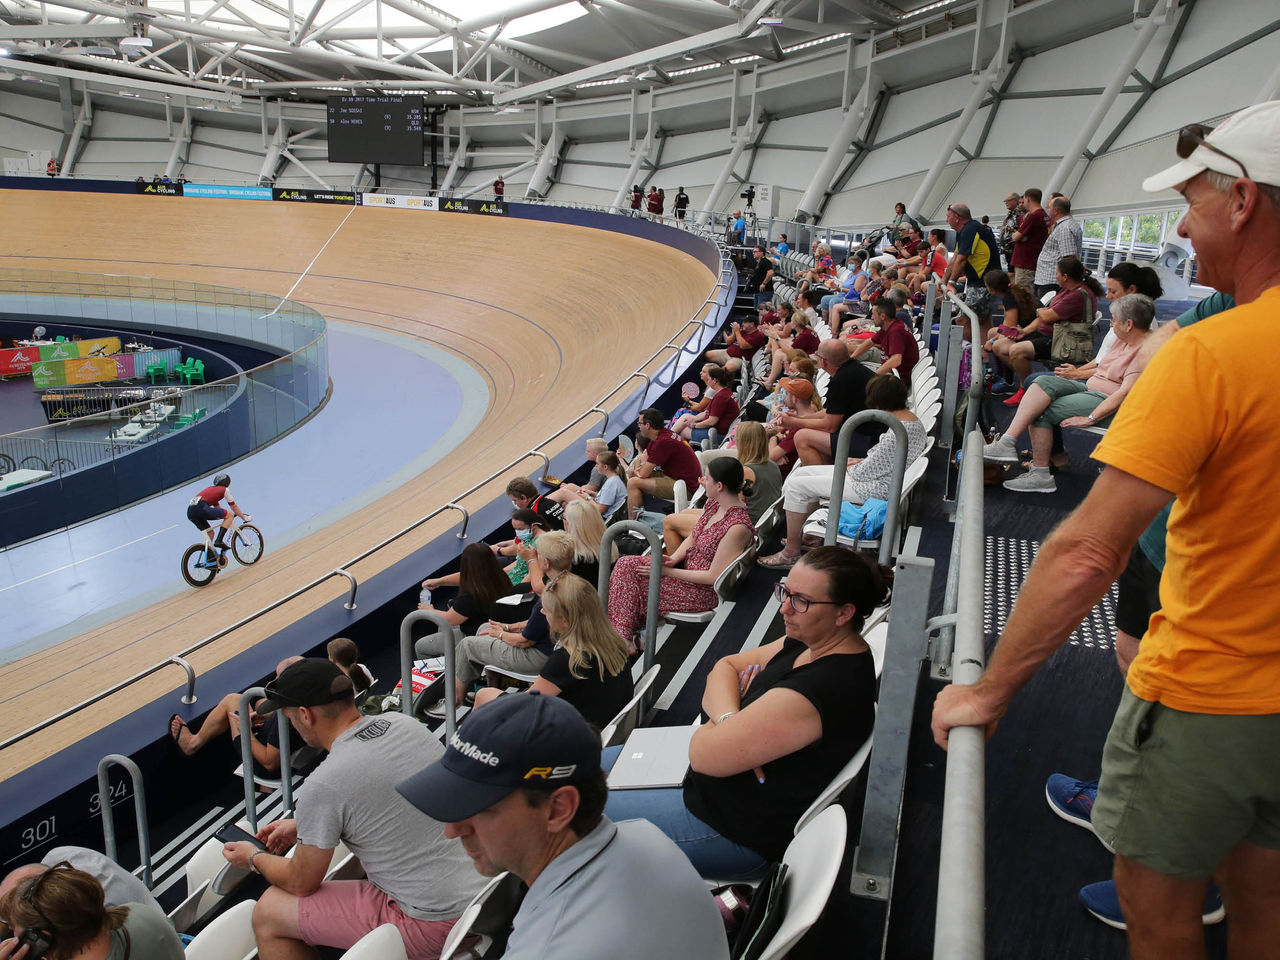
608, 457, 755, 649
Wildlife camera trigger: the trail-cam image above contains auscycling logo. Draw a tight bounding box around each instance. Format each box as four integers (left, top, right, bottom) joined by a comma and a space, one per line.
12, 351, 31, 363
450, 732, 501, 766
281, 190, 306, 200
75, 360, 98, 376
51, 345, 73, 359
32, 363, 51, 377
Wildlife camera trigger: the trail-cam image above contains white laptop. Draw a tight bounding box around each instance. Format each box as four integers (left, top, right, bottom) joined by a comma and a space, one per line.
607, 724, 698, 790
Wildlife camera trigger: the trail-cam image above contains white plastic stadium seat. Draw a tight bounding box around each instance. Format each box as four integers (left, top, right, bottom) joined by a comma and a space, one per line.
664, 540, 756, 626
600, 664, 663, 747
754, 807, 848, 960
183, 899, 257, 960
440, 873, 512, 960
340, 923, 408, 960
794, 718, 875, 835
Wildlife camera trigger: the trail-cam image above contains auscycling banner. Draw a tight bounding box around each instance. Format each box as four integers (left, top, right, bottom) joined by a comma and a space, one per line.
183, 183, 273, 201
272, 187, 357, 205
439, 198, 507, 216
136, 181, 183, 196
359, 192, 438, 210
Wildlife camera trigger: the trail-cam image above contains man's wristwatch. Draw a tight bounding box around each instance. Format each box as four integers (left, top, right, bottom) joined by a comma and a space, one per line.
1086, 415, 1096, 424
248, 850, 266, 874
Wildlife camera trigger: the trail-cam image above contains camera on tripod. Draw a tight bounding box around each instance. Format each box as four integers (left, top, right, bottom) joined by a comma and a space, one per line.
740, 185, 756, 208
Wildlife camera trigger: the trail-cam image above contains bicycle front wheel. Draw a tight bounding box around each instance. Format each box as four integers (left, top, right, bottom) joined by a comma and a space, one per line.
181, 544, 218, 588
232, 524, 264, 565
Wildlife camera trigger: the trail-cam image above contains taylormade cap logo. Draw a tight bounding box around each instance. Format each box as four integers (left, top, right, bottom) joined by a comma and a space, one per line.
450, 732, 501, 767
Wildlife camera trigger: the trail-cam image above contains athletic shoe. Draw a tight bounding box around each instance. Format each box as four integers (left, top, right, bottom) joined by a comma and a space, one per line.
1045, 775, 1098, 829
1078, 880, 1225, 930
1003, 468, 1056, 494
981, 436, 1020, 463
1003, 387, 1027, 406
988, 379, 1014, 396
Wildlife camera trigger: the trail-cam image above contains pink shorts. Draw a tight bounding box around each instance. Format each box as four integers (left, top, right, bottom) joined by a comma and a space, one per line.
296, 880, 460, 960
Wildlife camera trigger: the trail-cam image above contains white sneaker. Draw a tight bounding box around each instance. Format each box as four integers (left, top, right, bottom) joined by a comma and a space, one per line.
1003, 468, 1056, 494
981, 436, 1020, 463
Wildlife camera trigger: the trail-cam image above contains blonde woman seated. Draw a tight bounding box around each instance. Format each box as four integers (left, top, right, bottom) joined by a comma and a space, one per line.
608, 458, 755, 650
562, 497, 619, 585
662, 422, 783, 552
982, 293, 1156, 494
472, 573, 634, 728
761, 375, 928, 568
547, 437, 609, 506
419, 531, 577, 712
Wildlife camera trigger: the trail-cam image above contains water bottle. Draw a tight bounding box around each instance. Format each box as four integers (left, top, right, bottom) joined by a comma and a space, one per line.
419, 586, 432, 607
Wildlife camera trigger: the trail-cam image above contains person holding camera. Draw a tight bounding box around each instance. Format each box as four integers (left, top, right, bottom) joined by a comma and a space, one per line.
0, 862, 183, 960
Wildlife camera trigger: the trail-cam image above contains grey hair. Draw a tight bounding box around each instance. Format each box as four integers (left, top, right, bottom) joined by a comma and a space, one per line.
886, 286, 908, 307
1203, 170, 1280, 214
815, 241, 831, 256
1110, 293, 1156, 331
949, 202, 971, 219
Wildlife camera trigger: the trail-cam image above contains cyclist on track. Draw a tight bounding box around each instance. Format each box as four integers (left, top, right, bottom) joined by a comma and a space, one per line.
187, 473, 249, 567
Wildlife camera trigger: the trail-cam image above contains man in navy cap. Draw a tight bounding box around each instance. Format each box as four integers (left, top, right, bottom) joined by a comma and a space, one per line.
397, 694, 730, 960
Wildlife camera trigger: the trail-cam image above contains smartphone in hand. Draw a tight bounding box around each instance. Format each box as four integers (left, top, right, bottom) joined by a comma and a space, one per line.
215, 824, 267, 851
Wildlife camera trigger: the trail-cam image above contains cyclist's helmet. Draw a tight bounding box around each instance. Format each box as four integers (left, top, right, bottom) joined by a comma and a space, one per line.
213, 473, 231, 488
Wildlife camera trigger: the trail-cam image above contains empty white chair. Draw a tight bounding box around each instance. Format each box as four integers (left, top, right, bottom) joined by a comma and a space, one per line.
340, 923, 408, 960
753, 807, 848, 960
183, 899, 257, 960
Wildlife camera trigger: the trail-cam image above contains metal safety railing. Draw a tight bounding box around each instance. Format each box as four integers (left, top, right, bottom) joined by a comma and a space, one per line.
0, 223, 736, 756
399, 609, 461, 741
930, 289, 989, 960
238, 686, 294, 832
97, 754, 152, 889
597, 520, 665, 680
826, 410, 909, 566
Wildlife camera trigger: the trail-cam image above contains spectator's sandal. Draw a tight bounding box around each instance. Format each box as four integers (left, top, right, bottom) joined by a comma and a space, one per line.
759, 551, 800, 569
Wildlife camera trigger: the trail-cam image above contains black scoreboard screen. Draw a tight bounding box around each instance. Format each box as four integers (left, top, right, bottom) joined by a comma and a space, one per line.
326, 95, 424, 165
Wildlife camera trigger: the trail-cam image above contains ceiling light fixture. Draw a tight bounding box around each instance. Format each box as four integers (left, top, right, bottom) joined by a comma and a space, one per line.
757, 17, 784, 25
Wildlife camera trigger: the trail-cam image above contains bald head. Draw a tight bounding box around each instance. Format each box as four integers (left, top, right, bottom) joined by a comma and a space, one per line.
0, 863, 46, 904
817, 339, 849, 366
276, 655, 303, 676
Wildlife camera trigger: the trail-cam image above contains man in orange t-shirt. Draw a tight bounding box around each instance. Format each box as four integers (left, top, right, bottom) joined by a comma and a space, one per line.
932, 99, 1280, 957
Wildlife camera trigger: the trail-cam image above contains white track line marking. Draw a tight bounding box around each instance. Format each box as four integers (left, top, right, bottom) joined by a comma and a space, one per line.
0, 524, 180, 592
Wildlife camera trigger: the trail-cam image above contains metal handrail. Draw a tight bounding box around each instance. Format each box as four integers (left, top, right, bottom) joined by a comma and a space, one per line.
399, 609, 460, 741
97, 754, 152, 889
597, 520, 665, 679
238, 686, 294, 832
826, 410, 910, 566
0, 229, 734, 754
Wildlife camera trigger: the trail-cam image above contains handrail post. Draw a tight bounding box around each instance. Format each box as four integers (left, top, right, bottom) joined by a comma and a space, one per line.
598, 521, 664, 680
399, 609, 461, 741
526, 450, 551, 483
442, 502, 470, 540
97, 754, 152, 889
588, 407, 609, 436
167, 655, 197, 704
827, 410, 909, 566
331, 569, 358, 610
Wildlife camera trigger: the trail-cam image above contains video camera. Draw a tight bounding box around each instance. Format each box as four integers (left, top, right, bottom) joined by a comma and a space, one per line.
740, 185, 756, 208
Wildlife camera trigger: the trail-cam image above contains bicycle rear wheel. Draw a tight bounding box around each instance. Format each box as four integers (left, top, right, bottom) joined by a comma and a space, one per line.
181, 544, 218, 587
232, 524, 264, 565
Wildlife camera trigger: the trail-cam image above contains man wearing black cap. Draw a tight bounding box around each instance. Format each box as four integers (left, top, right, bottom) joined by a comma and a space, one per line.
397, 694, 729, 959
220, 659, 483, 960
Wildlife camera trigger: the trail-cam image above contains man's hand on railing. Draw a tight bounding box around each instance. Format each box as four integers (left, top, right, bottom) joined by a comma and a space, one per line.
930, 682, 1007, 750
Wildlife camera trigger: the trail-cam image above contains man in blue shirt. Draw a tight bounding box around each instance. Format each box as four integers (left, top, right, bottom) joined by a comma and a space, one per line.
770, 233, 790, 256
729, 210, 746, 246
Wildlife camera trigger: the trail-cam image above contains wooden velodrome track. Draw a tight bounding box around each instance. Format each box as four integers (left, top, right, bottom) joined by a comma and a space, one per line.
0, 190, 718, 779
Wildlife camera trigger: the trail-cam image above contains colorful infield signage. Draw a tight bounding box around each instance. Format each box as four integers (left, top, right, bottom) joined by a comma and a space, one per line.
0, 337, 121, 378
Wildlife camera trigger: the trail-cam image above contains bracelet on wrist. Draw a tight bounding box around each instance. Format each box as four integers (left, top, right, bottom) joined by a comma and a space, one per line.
715, 711, 736, 725
248, 850, 265, 874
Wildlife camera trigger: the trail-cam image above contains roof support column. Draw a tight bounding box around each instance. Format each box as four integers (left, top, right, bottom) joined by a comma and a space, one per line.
60, 92, 93, 177
525, 126, 566, 199
439, 126, 469, 194
1044, 0, 1170, 197
696, 133, 748, 227
258, 122, 287, 185
906, 50, 1004, 223
794, 76, 878, 222
164, 107, 192, 179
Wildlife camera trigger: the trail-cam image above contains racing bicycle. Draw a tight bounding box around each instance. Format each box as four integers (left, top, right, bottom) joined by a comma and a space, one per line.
181, 517, 264, 588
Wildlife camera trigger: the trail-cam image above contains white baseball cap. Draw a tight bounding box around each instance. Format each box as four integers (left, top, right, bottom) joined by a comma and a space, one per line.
1142, 100, 1280, 193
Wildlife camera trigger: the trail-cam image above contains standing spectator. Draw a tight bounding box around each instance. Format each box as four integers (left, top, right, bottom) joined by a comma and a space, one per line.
848, 298, 920, 386
223, 660, 484, 960
999, 190, 1025, 263
0, 865, 183, 960
46, 157, 58, 178
746, 244, 775, 308
1033, 195, 1083, 297
931, 100, 1280, 959
646, 186, 661, 218
629, 184, 643, 216
885, 201, 916, 244
396, 695, 730, 960
1009, 188, 1050, 288
625, 407, 702, 518
493, 176, 504, 199
674, 185, 689, 220
781, 340, 877, 466
942, 202, 1002, 296
728, 210, 746, 246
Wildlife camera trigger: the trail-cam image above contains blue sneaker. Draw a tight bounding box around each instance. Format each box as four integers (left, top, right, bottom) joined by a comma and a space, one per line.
988, 378, 1013, 395
1079, 879, 1225, 930
1045, 774, 1098, 830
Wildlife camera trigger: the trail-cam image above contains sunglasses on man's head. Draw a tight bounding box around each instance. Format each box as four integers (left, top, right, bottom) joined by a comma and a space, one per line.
1176, 123, 1250, 180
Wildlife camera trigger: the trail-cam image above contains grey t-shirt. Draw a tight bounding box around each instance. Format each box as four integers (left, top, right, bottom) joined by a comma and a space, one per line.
502, 817, 729, 959
295, 713, 485, 921
742, 459, 782, 523
587, 466, 606, 489
43, 847, 164, 917
106, 903, 185, 960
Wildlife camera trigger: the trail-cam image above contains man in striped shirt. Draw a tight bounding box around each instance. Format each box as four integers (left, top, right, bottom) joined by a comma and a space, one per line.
1033, 195, 1083, 297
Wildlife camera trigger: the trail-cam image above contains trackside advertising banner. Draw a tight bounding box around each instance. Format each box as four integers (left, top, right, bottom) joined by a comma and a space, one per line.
272, 188, 357, 205
136, 181, 183, 196
360, 192, 438, 210
0, 338, 120, 377
184, 183, 273, 201
439, 198, 507, 216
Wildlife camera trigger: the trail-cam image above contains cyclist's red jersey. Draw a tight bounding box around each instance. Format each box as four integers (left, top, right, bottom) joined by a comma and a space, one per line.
197, 485, 229, 505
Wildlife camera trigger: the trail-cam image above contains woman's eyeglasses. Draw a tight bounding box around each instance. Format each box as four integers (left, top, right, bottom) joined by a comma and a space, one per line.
772, 582, 839, 614
1177, 124, 1250, 180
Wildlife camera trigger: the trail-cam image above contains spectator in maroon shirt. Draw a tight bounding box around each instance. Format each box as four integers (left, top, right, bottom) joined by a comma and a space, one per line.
672, 366, 739, 446
626, 408, 704, 517
705, 316, 766, 377
1009, 187, 1049, 288
848, 298, 920, 386
493, 176, 505, 199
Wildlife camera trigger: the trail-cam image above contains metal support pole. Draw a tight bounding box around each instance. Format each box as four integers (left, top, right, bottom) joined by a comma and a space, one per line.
598, 521, 663, 678
794, 79, 876, 222
525, 451, 551, 483
827, 410, 909, 566
238, 686, 294, 829
932, 438, 987, 960
697, 133, 749, 228
97, 754, 153, 889
167, 656, 197, 704
399, 609, 461, 741
938, 325, 963, 456
1044, 0, 1169, 197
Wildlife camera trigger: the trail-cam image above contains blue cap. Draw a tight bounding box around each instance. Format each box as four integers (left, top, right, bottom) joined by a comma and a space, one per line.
396, 694, 601, 823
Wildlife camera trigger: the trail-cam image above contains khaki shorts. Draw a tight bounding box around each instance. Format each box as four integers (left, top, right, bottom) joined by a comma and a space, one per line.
648, 473, 676, 499
1094, 687, 1280, 879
